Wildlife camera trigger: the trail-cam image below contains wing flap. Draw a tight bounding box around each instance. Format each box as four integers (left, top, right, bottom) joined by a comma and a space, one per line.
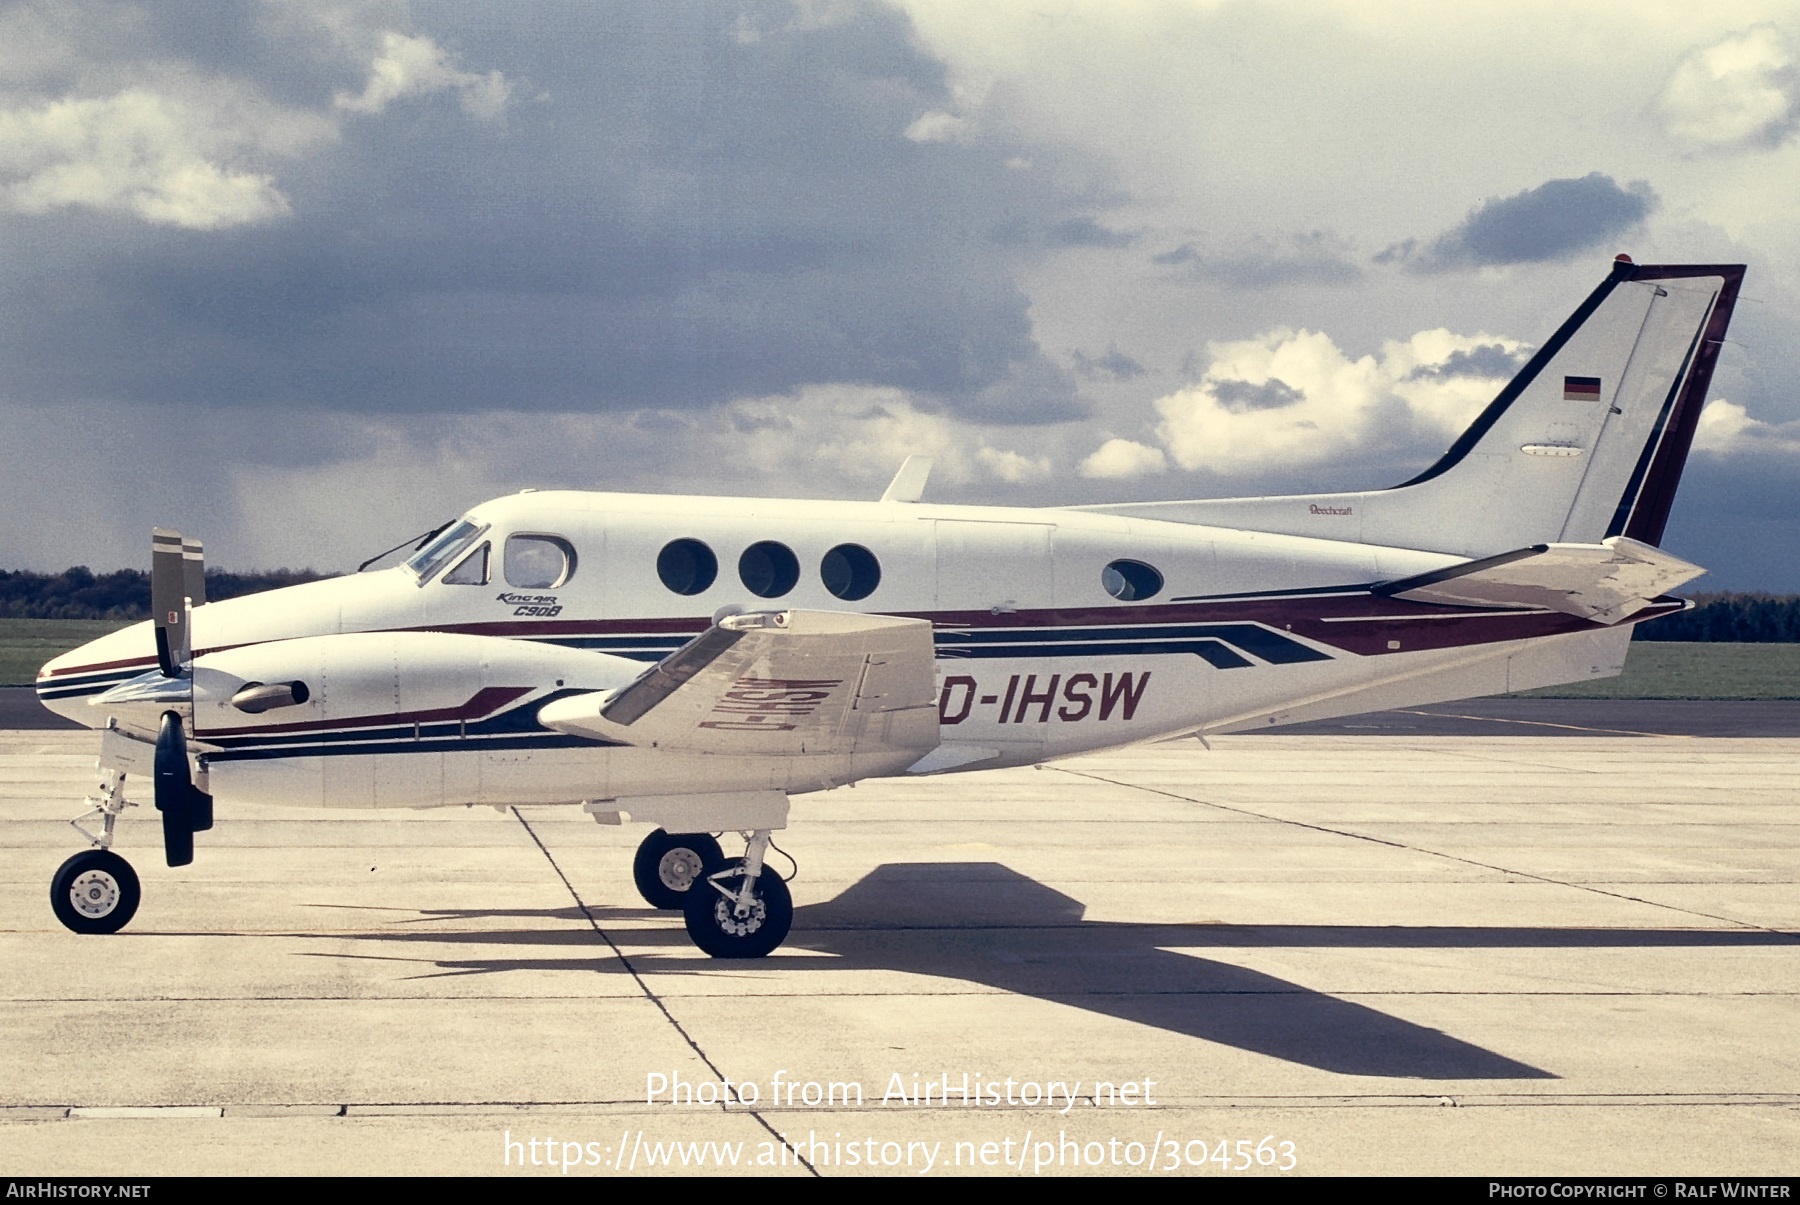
1378, 536, 1704, 624
537, 610, 941, 757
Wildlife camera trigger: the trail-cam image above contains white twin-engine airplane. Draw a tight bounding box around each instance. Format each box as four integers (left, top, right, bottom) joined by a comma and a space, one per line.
36, 258, 1741, 957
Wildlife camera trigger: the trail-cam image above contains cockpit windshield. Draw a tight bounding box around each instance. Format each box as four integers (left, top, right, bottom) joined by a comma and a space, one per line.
404, 519, 483, 582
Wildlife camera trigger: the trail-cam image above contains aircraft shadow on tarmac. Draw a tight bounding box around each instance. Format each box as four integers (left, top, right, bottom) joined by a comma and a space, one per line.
278, 859, 1800, 1081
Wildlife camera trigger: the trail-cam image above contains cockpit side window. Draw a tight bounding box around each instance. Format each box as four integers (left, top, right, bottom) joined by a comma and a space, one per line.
505, 534, 576, 589
441, 542, 490, 585
406, 519, 483, 583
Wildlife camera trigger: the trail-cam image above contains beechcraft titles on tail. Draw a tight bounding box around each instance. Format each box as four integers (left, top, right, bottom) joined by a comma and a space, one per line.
38, 258, 1741, 957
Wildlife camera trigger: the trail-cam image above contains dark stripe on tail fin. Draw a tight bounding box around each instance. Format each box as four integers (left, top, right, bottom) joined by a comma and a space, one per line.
1611, 264, 1745, 545
1394, 259, 1635, 489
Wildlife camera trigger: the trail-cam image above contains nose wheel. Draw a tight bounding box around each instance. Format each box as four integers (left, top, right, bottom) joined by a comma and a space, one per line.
51, 849, 141, 935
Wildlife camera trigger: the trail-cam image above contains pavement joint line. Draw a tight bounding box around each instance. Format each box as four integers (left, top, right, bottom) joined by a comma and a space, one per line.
509, 806, 821, 1177
1395, 709, 1694, 739
11, 989, 1799, 1004
1427, 749, 1613, 775
1050, 767, 1800, 944
15, 1093, 1800, 1118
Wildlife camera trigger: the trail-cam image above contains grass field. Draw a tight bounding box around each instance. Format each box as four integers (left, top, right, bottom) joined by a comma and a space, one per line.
3, 618, 1799, 698
0, 619, 133, 687
1512, 641, 1800, 699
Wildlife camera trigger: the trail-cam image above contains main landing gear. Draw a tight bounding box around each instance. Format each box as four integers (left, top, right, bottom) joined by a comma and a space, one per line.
632, 829, 725, 910
682, 830, 792, 959
630, 827, 793, 957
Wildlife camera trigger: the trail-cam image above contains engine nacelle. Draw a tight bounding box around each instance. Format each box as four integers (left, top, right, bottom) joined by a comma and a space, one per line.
191, 631, 645, 808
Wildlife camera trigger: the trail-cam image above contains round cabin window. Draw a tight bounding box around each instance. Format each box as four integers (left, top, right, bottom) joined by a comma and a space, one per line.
657, 538, 718, 596
504, 534, 576, 589
739, 541, 800, 599
1101, 559, 1163, 601
821, 544, 881, 601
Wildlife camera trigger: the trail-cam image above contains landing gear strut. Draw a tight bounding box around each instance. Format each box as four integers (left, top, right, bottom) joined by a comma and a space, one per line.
682, 829, 792, 958
54, 765, 140, 934
632, 829, 725, 910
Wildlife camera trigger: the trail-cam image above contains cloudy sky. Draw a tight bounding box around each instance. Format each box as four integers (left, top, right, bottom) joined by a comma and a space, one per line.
3, 0, 1799, 588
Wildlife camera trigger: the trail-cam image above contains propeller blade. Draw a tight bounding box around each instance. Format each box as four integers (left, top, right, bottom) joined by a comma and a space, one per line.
183, 537, 205, 607
153, 711, 194, 866
151, 528, 190, 678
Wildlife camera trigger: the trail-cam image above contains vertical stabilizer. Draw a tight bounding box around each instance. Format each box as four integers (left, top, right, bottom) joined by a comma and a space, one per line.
1081, 261, 1744, 558
1393, 260, 1742, 551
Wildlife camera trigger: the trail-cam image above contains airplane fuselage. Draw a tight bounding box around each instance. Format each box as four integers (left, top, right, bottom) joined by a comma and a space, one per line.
38, 489, 1647, 813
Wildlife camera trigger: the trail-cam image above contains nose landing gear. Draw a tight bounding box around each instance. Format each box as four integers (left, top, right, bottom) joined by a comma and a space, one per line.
53, 764, 141, 935
51, 848, 141, 935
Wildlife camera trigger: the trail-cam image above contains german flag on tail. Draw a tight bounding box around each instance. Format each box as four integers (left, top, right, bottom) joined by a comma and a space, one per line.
1563, 375, 1601, 401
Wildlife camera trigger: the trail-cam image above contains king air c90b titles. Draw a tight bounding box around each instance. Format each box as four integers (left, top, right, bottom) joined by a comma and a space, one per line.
37, 258, 1741, 957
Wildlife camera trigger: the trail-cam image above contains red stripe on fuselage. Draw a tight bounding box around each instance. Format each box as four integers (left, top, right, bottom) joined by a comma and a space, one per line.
41, 653, 159, 679
198, 685, 534, 738
43, 594, 1686, 685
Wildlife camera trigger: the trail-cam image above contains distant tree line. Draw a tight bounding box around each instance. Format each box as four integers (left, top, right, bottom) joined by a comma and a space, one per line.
1634, 593, 1800, 642
0, 566, 330, 620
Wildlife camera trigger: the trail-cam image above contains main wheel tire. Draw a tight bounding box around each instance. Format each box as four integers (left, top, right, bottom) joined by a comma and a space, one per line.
682, 858, 793, 959
632, 830, 725, 910
50, 849, 141, 935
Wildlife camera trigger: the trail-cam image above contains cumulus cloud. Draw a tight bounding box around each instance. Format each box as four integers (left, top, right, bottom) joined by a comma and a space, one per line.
903, 109, 970, 143
0, 2, 1090, 426
1152, 327, 1529, 474
1386, 173, 1656, 270
220, 385, 1069, 565
1658, 26, 1800, 151
1692, 398, 1800, 455
1046, 216, 1135, 248
1078, 438, 1166, 479
1209, 378, 1305, 412
0, 16, 512, 232
1070, 345, 1145, 381
335, 31, 512, 121
1152, 230, 1361, 288
1406, 342, 1529, 381
975, 445, 1053, 482
0, 84, 331, 228
711, 387, 968, 486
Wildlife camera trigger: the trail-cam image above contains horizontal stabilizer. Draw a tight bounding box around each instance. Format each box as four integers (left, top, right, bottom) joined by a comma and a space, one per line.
1377, 536, 1704, 624
536, 609, 940, 758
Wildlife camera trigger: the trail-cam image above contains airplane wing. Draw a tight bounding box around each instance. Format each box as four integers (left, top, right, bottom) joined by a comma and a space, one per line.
536, 609, 940, 757
1375, 535, 1704, 624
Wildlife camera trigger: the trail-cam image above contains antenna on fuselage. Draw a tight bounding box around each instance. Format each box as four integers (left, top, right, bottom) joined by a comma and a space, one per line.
357, 521, 451, 572
880, 455, 933, 503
